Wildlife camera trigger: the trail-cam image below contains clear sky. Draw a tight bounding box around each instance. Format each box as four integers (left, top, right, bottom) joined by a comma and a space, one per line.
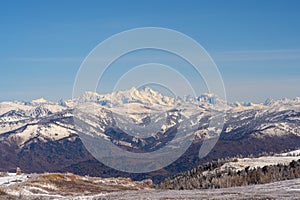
0, 0, 300, 102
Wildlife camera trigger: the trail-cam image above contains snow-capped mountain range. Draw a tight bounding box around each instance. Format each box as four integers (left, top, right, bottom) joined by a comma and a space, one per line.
1, 87, 299, 143
0, 87, 300, 182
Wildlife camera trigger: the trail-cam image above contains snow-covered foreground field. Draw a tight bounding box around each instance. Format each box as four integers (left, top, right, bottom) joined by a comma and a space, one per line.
1, 150, 300, 199
94, 178, 300, 200
1, 174, 300, 199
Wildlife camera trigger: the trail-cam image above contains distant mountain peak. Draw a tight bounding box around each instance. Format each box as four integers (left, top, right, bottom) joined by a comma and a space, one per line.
79, 87, 177, 107
264, 98, 275, 106
31, 98, 48, 104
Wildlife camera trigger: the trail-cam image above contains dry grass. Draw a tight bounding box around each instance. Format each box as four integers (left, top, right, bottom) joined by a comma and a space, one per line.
22, 173, 153, 196
40, 173, 82, 181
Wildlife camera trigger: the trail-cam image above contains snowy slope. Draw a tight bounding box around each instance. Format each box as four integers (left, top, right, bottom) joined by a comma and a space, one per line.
0, 173, 28, 186
219, 149, 300, 172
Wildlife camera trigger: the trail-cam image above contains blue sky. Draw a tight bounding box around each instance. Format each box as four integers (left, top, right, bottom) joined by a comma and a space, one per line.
0, 0, 300, 102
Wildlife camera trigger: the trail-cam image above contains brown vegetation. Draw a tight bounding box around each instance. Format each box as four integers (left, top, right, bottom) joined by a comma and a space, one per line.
21, 173, 153, 196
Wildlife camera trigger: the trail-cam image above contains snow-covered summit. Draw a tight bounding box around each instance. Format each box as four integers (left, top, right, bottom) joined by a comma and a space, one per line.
80, 87, 178, 107
31, 98, 48, 104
